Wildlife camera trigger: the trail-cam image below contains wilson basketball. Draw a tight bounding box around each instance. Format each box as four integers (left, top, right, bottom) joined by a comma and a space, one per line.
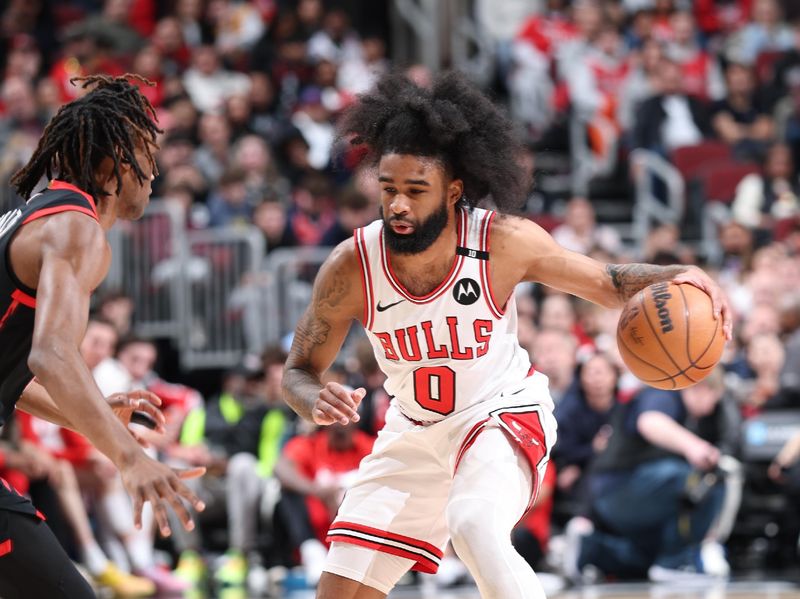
616, 282, 725, 390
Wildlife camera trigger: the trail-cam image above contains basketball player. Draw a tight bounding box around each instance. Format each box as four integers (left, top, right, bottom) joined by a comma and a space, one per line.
0, 75, 204, 598
282, 71, 732, 599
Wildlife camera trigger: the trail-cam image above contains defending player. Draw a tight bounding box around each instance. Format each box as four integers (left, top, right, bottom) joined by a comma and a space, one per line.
0, 75, 204, 598
282, 71, 732, 599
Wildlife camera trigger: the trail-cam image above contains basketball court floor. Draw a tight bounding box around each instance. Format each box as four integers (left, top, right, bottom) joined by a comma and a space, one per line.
280, 579, 800, 599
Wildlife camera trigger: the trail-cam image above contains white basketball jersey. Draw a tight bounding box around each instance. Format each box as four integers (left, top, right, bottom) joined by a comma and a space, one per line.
354, 206, 534, 423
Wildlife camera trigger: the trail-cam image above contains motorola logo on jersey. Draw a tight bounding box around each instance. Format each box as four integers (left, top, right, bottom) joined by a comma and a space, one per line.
453, 278, 480, 305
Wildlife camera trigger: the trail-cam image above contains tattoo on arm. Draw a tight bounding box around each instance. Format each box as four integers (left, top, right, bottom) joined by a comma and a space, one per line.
605, 263, 687, 302
283, 268, 352, 420
289, 272, 349, 363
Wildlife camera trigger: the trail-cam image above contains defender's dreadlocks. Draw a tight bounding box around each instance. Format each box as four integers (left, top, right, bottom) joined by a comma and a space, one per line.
11, 74, 162, 201
338, 70, 529, 211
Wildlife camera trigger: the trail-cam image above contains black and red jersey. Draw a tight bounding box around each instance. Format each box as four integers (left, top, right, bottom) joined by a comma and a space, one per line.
0, 180, 99, 427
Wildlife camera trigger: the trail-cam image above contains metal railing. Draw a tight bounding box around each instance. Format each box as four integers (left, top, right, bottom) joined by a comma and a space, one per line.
630, 149, 686, 251
102, 201, 271, 370
254, 246, 335, 348
179, 227, 265, 370
102, 201, 187, 340
391, 0, 493, 84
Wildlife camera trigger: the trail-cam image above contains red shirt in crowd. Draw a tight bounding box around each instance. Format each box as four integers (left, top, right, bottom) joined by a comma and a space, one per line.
283, 429, 375, 541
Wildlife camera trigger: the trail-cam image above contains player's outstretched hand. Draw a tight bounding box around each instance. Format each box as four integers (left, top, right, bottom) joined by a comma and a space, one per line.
107, 390, 167, 447
120, 453, 206, 537
312, 382, 365, 426
672, 266, 733, 341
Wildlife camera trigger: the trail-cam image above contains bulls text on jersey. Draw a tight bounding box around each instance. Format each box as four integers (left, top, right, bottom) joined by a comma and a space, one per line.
373, 317, 493, 362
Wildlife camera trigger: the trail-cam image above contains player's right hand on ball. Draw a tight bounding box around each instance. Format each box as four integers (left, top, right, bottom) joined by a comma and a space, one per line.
120, 453, 206, 537
312, 382, 365, 426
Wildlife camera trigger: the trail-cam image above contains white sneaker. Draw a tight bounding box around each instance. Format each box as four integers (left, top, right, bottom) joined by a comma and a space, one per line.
648, 564, 718, 583
562, 517, 594, 584
700, 541, 730, 578
247, 563, 270, 596
299, 539, 328, 587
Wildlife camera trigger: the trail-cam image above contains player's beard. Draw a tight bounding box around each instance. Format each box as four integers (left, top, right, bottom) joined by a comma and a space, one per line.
381, 198, 450, 255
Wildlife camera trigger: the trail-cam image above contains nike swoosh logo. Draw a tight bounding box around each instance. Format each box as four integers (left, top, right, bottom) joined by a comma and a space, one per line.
376, 299, 406, 312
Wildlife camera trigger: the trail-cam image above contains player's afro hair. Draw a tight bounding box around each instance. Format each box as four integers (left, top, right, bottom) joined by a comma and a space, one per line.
338, 70, 529, 211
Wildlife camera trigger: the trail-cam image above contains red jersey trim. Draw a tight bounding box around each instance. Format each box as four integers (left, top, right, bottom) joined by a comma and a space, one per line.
22, 205, 99, 225
478, 211, 505, 319
491, 405, 551, 513
0, 539, 12, 556
379, 207, 467, 304
11, 289, 36, 309
48, 180, 98, 215
354, 228, 374, 330
327, 520, 443, 574
454, 417, 491, 472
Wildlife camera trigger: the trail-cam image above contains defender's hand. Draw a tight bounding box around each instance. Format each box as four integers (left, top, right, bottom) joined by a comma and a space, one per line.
119, 453, 205, 537
672, 267, 733, 341
312, 383, 365, 426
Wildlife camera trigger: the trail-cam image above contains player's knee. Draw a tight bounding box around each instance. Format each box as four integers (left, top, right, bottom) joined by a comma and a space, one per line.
446, 496, 501, 549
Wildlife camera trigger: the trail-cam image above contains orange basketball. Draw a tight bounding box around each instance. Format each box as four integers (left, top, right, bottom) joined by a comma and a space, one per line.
616, 282, 725, 390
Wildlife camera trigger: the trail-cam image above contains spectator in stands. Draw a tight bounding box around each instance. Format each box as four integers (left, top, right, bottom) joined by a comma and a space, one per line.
212, 0, 266, 61
0, 76, 45, 148
711, 61, 775, 160
286, 172, 337, 246
551, 197, 622, 256
320, 186, 374, 246
727, 0, 794, 64
508, 0, 575, 133
552, 353, 618, 511
151, 16, 191, 74
254, 194, 297, 253
207, 167, 255, 228
247, 71, 283, 142
632, 57, 711, 154
531, 328, 578, 403
276, 127, 315, 186
565, 24, 630, 165
769, 20, 800, 106
307, 7, 361, 65
732, 142, 800, 243
337, 33, 389, 95
274, 420, 374, 586
231, 134, 290, 200
195, 111, 232, 185
727, 332, 790, 416
182, 44, 250, 113
564, 367, 734, 582
2, 33, 42, 81
619, 38, 664, 131
666, 10, 725, 102
291, 88, 336, 171
174, 348, 291, 593
95, 292, 135, 338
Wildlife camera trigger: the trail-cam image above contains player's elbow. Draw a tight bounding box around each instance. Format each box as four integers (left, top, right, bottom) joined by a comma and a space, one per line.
28, 340, 71, 380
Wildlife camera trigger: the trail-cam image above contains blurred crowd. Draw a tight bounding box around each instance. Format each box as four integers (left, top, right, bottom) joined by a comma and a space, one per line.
1, 0, 800, 596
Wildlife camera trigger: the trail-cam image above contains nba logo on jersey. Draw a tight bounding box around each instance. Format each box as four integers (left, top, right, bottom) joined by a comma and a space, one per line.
453, 278, 480, 305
